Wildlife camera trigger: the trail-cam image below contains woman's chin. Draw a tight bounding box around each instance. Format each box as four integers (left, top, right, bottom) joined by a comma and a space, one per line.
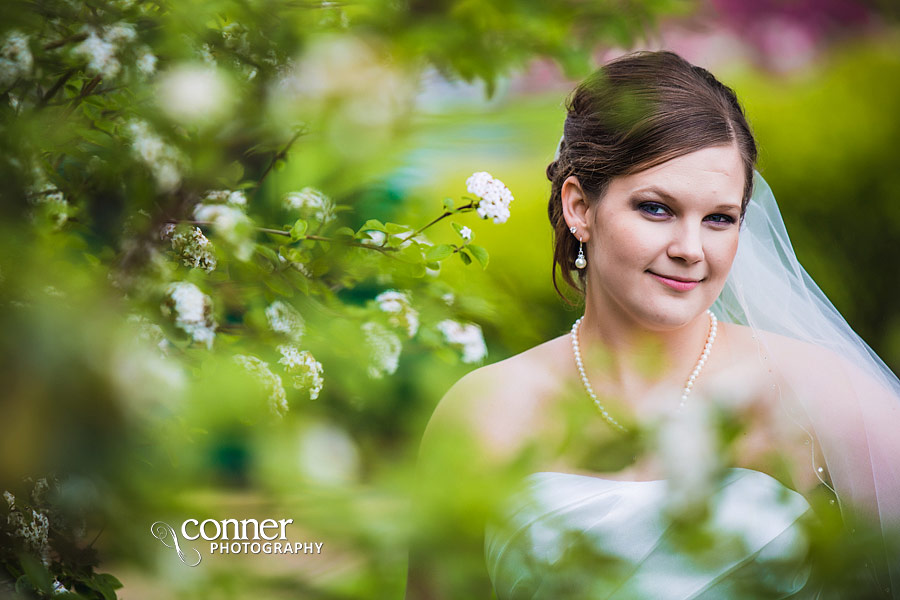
633, 302, 710, 332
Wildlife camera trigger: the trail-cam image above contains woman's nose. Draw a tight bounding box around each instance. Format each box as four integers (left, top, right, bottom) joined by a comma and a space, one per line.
667, 223, 704, 264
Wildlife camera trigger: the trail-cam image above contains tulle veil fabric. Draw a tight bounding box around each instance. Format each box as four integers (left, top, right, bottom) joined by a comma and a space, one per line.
712, 170, 900, 597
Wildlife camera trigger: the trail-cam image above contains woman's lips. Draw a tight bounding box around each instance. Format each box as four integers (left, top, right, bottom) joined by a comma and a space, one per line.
648, 271, 701, 292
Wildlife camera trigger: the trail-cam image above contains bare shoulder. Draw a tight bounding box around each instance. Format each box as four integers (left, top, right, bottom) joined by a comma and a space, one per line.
420, 332, 573, 465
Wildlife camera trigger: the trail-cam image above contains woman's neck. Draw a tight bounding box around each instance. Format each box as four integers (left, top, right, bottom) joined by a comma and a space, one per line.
577, 296, 712, 401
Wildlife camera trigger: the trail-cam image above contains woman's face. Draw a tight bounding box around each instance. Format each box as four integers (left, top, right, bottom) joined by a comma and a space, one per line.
575, 144, 745, 330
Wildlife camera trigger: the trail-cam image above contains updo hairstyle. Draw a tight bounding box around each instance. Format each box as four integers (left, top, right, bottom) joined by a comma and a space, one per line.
547, 50, 758, 300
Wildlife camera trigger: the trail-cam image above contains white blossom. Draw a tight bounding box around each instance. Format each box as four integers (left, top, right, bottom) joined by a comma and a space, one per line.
127, 120, 184, 192
7, 504, 50, 565
234, 354, 288, 416
297, 422, 360, 485
203, 189, 247, 207
656, 400, 720, 520
3, 491, 14, 509
265, 300, 304, 340
441, 292, 455, 306
136, 50, 157, 75
105, 22, 137, 44
170, 226, 217, 272
277, 344, 324, 400
466, 171, 514, 224
74, 32, 120, 79
437, 319, 487, 363
0, 30, 33, 87
459, 226, 472, 241
29, 189, 70, 229
157, 64, 232, 124
193, 203, 254, 261
159, 223, 176, 240
374, 290, 418, 338
283, 188, 335, 224
52, 580, 69, 595
360, 230, 385, 246
161, 282, 215, 348
362, 321, 402, 378
126, 313, 169, 354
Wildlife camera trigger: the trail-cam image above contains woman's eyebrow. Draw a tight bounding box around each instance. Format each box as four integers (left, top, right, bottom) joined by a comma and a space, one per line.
632, 186, 740, 212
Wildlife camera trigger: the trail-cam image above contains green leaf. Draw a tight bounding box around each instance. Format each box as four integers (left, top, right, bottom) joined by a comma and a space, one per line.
360, 219, 385, 232
384, 222, 408, 234
467, 244, 489, 269
333, 226, 356, 240
425, 244, 454, 261
458, 249, 472, 265
264, 275, 294, 297
442, 197, 455, 212
451, 222, 463, 234
19, 553, 52, 594
289, 219, 308, 241
91, 573, 123, 600
255, 244, 279, 264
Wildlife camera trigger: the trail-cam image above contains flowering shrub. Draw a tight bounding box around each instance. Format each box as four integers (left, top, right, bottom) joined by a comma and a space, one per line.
0, 0, 680, 596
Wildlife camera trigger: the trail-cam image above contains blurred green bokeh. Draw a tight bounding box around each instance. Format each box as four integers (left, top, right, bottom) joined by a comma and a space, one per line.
1, 0, 898, 598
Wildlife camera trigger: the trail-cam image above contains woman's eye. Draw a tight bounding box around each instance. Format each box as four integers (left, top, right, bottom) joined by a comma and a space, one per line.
705, 214, 736, 225
638, 203, 669, 217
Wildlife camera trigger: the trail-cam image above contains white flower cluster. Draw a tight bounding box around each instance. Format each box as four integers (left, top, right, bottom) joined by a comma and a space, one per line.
360, 229, 432, 251
234, 354, 289, 417
136, 49, 157, 75
437, 319, 487, 363
193, 190, 254, 261
0, 30, 33, 87
283, 187, 335, 224
4, 488, 51, 565
202, 189, 248, 207
265, 300, 305, 340
374, 290, 419, 338
126, 313, 169, 353
277, 344, 324, 400
169, 226, 217, 273
127, 120, 184, 192
157, 64, 231, 124
161, 282, 215, 348
26, 164, 70, 229
362, 321, 402, 379
466, 171, 514, 224
73, 23, 136, 80
29, 190, 70, 230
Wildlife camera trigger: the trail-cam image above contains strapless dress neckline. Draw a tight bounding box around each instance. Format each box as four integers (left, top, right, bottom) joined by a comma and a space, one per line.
485, 467, 819, 599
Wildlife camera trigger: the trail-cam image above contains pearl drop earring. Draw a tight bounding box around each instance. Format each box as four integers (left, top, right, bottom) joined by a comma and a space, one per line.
570, 226, 587, 269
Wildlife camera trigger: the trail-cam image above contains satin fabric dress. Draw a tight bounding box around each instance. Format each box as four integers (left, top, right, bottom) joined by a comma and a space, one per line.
485, 468, 821, 599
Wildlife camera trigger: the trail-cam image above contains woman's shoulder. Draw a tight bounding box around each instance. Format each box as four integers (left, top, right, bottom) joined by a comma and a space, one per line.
720, 320, 863, 376
420, 332, 573, 464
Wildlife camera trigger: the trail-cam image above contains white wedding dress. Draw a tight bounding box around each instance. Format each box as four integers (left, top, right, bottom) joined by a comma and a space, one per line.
485, 468, 821, 599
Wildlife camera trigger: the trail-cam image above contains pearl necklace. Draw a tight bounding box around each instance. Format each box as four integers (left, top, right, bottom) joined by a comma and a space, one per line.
570, 309, 718, 433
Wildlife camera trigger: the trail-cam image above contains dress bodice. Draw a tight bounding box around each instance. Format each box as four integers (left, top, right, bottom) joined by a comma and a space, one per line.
484, 468, 819, 599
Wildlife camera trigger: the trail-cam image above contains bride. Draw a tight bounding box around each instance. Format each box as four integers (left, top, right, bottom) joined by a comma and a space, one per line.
406, 50, 900, 599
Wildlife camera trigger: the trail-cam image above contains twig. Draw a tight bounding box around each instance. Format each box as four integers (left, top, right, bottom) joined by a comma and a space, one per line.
253, 129, 305, 192
38, 69, 76, 107
43, 33, 88, 51
398, 201, 476, 244
168, 220, 399, 254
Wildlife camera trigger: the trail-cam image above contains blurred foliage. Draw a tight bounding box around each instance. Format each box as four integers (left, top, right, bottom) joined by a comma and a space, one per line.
1, 0, 898, 598
0, 0, 689, 598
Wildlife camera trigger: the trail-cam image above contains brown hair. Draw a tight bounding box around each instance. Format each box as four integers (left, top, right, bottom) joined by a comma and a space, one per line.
547, 50, 758, 302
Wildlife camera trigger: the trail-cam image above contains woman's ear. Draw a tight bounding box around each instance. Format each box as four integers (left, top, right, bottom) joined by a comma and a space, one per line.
561, 175, 591, 241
